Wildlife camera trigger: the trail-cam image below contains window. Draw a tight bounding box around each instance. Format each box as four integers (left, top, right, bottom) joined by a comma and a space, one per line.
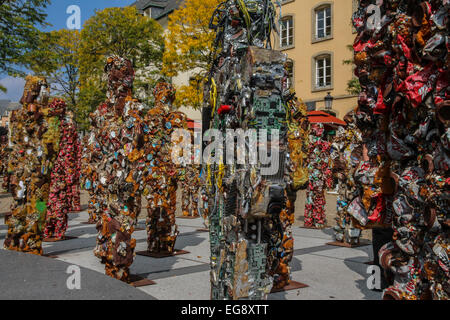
315, 55, 332, 89
315, 5, 331, 40
305, 101, 317, 111
286, 59, 294, 89
280, 16, 294, 48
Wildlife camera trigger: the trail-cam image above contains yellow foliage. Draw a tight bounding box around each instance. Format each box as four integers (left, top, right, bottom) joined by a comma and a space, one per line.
174, 78, 203, 110
162, 0, 222, 109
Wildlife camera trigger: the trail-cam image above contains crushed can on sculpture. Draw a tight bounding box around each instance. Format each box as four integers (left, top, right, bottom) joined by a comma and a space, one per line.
203, 0, 309, 300
353, 0, 449, 300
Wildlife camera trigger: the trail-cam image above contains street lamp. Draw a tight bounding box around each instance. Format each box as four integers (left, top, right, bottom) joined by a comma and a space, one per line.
324, 92, 334, 111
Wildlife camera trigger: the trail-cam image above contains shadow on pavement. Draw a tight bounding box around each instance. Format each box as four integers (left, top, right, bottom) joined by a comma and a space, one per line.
0, 250, 156, 300
269, 256, 303, 300
343, 256, 382, 300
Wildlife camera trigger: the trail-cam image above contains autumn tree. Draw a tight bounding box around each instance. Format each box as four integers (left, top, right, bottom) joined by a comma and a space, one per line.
24, 29, 80, 108
162, 0, 222, 109
0, 0, 50, 92
78, 6, 164, 130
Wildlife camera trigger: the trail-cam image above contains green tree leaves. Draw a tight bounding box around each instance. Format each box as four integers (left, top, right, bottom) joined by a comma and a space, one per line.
24, 29, 80, 108
77, 7, 164, 129
0, 0, 50, 77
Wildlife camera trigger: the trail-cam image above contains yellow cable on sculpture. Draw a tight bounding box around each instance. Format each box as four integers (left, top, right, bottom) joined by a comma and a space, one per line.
216, 163, 225, 191
237, 0, 251, 39
207, 164, 212, 188
210, 78, 217, 117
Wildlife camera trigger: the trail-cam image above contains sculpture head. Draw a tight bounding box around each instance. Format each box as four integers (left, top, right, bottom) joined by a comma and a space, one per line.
153, 81, 176, 107
48, 98, 67, 117
104, 56, 135, 99
20, 75, 49, 106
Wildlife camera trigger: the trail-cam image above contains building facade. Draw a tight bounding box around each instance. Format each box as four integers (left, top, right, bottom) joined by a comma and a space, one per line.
0, 100, 20, 127
273, 0, 359, 118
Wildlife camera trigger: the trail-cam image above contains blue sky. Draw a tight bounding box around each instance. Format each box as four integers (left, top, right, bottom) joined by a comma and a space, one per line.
43, 0, 136, 31
0, 0, 136, 101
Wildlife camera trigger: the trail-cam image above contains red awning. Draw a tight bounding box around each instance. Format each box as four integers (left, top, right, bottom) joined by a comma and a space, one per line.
307, 111, 346, 126
187, 119, 202, 129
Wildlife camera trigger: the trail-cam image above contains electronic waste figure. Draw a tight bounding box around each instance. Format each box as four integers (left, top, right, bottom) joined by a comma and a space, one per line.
203, 0, 308, 299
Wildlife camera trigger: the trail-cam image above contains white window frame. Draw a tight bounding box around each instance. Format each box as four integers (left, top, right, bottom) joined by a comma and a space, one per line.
315, 55, 331, 89
315, 6, 331, 40
280, 16, 294, 49
286, 59, 294, 89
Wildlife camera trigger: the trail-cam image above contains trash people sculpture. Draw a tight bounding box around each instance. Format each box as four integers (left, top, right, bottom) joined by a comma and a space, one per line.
304, 123, 333, 228
90, 57, 146, 282
203, 0, 308, 299
331, 111, 364, 244
353, 0, 449, 300
181, 164, 201, 217
142, 81, 187, 254
4, 76, 60, 255
81, 134, 102, 224
0, 126, 9, 192
43, 100, 81, 240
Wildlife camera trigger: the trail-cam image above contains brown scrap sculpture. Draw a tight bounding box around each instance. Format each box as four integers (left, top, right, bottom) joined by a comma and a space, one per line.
181, 164, 201, 217
4, 75, 60, 255
143, 81, 187, 254
90, 56, 146, 282
0, 126, 9, 192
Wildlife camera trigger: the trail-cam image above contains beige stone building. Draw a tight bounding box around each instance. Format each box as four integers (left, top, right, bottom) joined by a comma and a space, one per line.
273, 0, 359, 118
